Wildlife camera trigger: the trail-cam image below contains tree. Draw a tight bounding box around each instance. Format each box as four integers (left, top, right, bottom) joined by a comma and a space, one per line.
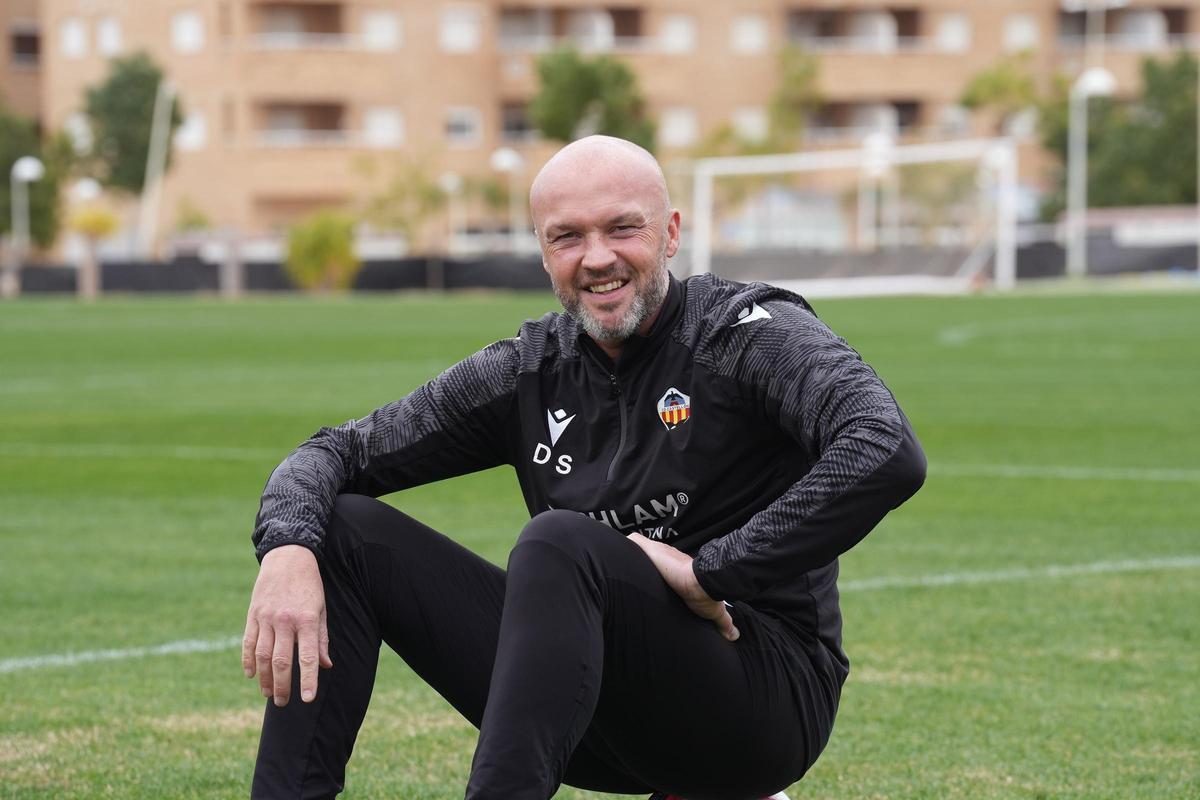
767, 45, 822, 148
0, 105, 73, 249
960, 53, 1038, 134
357, 157, 446, 252
529, 48, 655, 150
284, 211, 361, 291
84, 52, 184, 193
1037, 53, 1198, 220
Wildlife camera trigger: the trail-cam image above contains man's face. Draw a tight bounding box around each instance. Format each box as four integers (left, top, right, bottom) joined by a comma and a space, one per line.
534, 169, 680, 345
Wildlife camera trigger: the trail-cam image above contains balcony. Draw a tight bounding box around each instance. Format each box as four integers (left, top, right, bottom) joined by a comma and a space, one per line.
804, 101, 924, 144
498, 6, 651, 53
254, 102, 351, 148
244, 2, 399, 51
787, 8, 932, 54
1057, 7, 1190, 52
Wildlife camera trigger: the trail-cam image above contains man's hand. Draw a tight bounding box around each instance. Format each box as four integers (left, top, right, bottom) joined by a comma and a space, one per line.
626, 533, 739, 642
242, 544, 333, 706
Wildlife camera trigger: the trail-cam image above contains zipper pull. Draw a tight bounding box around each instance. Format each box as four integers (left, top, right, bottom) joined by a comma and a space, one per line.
608, 373, 621, 398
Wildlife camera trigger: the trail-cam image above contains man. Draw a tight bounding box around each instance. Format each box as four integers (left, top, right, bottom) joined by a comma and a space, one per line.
244, 135, 925, 800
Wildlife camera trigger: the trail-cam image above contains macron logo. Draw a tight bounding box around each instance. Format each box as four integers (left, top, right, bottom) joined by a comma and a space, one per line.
547, 408, 576, 446
733, 302, 771, 327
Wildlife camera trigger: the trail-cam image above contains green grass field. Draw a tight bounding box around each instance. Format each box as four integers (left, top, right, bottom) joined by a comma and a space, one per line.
1, 288, 1197, 799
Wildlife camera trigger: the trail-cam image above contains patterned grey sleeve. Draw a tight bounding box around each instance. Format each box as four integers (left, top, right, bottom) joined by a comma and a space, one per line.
692, 301, 926, 601
251, 338, 521, 560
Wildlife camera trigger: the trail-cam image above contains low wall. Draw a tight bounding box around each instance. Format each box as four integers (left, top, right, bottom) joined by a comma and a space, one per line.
16, 235, 1199, 295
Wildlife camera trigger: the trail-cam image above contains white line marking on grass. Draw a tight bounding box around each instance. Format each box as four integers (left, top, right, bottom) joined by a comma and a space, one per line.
930, 463, 1200, 483
3, 558, 1197, 675
840, 555, 1200, 592
0, 635, 242, 675
0, 442, 277, 462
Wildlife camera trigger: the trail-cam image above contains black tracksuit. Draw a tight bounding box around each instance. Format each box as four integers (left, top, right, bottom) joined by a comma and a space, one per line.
251, 273, 926, 800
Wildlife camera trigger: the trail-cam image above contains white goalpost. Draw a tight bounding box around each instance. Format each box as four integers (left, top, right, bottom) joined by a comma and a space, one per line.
687, 137, 1019, 296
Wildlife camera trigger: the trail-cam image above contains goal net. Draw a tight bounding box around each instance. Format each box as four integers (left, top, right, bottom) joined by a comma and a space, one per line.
684, 137, 1018, 297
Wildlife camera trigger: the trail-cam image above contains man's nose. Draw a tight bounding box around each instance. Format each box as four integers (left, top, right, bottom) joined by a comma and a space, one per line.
580, 233, 617, 270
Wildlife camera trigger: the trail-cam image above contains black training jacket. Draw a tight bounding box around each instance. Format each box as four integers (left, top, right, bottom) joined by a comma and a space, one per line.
252, 273, 926, 676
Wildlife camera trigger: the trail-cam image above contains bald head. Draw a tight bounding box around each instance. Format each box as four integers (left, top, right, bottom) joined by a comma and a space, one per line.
529, 136, 671, 233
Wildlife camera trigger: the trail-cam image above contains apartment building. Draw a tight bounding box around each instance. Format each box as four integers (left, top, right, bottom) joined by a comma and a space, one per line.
17, 1, 1200, 241
1, 0, 41, 121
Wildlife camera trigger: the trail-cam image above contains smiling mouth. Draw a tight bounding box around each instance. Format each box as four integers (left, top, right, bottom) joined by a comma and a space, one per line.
586, 280, 628, 295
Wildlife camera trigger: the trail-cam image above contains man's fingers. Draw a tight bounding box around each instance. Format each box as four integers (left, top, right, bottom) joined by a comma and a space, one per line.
271, 623, 295, 706
716, 605, 740, 642
318, 613, 333, 670
255, 624, 276, 698
296, 615, 320, 703
696, 601, 739, 642
242, 617, 259, 678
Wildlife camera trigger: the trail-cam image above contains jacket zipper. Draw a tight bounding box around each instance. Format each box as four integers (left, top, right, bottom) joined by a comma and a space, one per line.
606, 372, 627, 482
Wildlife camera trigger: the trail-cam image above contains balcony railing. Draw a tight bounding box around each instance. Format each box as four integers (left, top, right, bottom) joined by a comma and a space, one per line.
801, 124, 935, 144
790, 35, 942, 54
1056, 32, 1194, 52
498, 33, 658, 54
247, 32, 363, 51
255, 129, 361, 148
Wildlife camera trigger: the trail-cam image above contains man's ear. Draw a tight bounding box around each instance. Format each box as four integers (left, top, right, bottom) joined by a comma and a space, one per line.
665, 209, 682, 259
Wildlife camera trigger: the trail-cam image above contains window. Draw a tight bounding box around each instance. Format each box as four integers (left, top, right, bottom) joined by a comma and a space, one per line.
1004, 14, 1039, 52
362, 11, 401, 50
501, 102, 536, 143
660, 14, 695, 54
1115, 9, 1167, 48
936, 13, 971, 52
731, 14, 767, 54
440, 6, 481, 53
445, 106, 481, 146
10, 25, 39, 66
97, 17, 122, 56
499, 8, 551, 49
364, 107, 405, 147
172, 10, 205, 54
732, 107, 768, 142
60, 17, 87, 59
567, 9, 615, 50
175, 113, 207, 151
659, 107, 698, 148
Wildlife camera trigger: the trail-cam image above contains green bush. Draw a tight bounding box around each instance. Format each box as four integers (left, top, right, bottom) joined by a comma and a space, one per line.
284, 210, 361, 291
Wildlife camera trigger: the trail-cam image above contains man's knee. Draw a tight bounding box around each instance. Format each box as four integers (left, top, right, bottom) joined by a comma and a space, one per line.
323, 493, 396, 561
511, 510, 633, 580
516, 509, 614, 552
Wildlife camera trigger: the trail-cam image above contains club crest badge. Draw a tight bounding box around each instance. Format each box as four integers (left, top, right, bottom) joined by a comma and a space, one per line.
657, 387, 691, 430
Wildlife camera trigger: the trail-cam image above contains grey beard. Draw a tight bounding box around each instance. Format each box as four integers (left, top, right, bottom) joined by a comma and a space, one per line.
560, 267, 669, 343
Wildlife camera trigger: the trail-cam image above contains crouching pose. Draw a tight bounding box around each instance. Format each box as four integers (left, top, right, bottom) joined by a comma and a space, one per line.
243, 135, 926, 800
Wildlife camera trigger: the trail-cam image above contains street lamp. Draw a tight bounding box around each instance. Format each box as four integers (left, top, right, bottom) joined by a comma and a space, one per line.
3, 155, 45, 299
10, 155, 45, 256
438, 171, 463, 255
490, 147, 525, 254
1066, 66, 1116, 279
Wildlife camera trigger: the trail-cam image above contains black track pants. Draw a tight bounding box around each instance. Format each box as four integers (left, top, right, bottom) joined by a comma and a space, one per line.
251, 495, 839, 800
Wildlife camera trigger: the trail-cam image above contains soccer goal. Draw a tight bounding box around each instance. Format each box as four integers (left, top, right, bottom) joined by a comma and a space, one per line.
686, 137, 1018, 297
